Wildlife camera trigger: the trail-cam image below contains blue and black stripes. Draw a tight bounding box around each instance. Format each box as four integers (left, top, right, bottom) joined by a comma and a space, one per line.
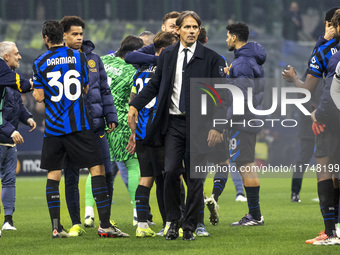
32, 46, 91, 137
46, 179, 61, 230
135, 185, 151, 222
91, 175, 111, 228
133, 65, 157, 141
307, 38, 338, 78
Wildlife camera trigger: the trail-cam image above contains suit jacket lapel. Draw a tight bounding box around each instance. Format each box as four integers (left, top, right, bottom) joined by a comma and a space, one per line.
166, 42, 180, 99
187, 41, 204, 67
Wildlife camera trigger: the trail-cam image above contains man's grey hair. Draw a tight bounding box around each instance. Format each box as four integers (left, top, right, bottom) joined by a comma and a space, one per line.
0, 41, 16, 58
138, 31, 155, 46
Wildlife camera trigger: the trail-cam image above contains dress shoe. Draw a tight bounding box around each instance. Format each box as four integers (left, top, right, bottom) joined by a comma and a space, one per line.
165, 220, 180, 240
183, 230, 195, 241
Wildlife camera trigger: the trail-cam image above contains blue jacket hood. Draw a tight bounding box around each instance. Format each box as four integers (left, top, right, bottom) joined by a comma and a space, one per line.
81, 40, 95, 54
234, 42, 266, 66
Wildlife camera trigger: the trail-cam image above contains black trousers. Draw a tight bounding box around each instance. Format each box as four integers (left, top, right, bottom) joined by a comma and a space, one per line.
291, 137, 315, 194
164, 115, 204, 232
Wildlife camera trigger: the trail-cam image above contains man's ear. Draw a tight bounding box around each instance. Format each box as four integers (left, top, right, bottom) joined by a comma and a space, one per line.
63, 32, 67, 40
3, 53, 9, 62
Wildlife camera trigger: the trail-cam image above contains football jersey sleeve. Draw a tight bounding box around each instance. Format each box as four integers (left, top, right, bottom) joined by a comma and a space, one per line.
307, 52, 324, 78
32, 62, 44, 89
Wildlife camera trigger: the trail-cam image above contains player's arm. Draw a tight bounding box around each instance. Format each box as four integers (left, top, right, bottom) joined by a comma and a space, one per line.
32, 62, 45, 103
129, 92, 137, 103
282, 65, 319, 91
208, 55, 227, 147
314, 58, 340, 124
129, 76, 138, 103
283, 67, 321, 95
125, 45, 158, 65
0, 61, 31, 92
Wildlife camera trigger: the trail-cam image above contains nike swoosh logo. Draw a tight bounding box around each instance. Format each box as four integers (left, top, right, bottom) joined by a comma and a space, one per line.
100, 134, 105, 138
230, 153, 236, 158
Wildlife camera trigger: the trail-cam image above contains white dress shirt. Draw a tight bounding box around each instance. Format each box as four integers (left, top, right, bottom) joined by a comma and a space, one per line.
169, 42, 196, 115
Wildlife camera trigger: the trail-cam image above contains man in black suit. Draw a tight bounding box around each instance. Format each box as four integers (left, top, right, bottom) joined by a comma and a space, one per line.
128, 11, 226, 240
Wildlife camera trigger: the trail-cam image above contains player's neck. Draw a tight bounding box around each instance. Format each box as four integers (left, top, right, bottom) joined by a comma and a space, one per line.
48, 43, 64, 49
235, 41, 247, 50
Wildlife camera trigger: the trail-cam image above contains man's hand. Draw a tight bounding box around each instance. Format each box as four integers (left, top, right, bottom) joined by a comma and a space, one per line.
282, 65, 297, 83
207, 129, 223, 147
128, 106, 138, 132
324, 25, 335, 41
312, 122, 326, 136
27, 118, 36, 132
106, 123, 116, 134
126, 132, 136, 154
224, 66, 230, 75
311, 109, 318, 123
11, 131, 24, 145
29, 79, 33, 90
311, 109, 326, 135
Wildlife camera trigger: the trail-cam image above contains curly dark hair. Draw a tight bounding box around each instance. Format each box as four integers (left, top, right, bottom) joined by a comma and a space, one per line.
60, 16, 85, 33
226, 22, 249, 42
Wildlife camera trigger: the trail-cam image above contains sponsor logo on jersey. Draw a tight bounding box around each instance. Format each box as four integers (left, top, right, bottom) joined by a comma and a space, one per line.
310, 64, 319, 70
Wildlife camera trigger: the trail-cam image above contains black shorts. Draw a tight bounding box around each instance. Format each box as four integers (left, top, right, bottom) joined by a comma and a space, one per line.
314, 128, 340, 159
136, 140, 164, 178
228, 130, 256, 164
207, 132, 229, 164
40, 130, 102, 171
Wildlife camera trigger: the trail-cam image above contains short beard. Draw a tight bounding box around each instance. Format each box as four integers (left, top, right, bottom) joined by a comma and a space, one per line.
228, 45, 235, 51
44, 42, 50, 50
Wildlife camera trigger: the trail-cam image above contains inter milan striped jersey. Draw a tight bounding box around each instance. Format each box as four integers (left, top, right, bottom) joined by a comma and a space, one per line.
132, 65, 157, 140
307, 38, 338, 78
33, 46, 91, 136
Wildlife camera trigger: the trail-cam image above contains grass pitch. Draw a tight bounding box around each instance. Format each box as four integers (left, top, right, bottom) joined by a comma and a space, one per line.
1, 175, 339, 254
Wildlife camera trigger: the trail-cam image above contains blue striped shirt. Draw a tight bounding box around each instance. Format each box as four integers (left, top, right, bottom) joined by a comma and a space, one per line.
33, 46, 91, 136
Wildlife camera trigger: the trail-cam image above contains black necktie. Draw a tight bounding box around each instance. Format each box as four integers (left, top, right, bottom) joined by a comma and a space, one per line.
179, 48, 189, 113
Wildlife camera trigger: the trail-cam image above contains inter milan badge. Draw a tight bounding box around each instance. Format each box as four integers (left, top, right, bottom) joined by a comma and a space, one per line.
88, 59, 96, 68
88, 60, 97, 72
219, 66, 224, 77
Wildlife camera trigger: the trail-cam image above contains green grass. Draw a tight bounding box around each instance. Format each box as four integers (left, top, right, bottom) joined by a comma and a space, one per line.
1, 175, 339, 254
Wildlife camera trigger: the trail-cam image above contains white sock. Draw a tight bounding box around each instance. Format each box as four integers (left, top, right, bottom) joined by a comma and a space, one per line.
85, 206, 94, 218
133, 208, 137, 218
138, 222, 149, 229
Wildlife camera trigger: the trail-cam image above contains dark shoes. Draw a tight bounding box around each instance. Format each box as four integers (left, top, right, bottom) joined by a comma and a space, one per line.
165, 220, 180, 240
183, 230, 195, 241
291, 193, 301, 202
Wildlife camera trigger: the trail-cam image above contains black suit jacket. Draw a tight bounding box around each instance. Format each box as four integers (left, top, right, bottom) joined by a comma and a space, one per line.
130, 41, 226, 152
